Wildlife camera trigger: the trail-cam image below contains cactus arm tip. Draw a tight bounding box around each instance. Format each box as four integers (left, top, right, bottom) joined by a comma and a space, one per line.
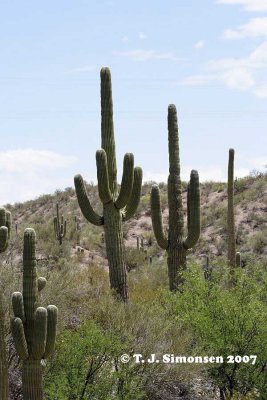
123, 166, 143, 221
150, 184, 168, 250
11, 317, 29, 360
43, 305, 58, 359
74, 174, 104, 226
115, 153, 134, 209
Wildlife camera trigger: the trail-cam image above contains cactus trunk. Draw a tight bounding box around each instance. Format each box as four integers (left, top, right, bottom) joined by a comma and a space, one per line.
227, 149, 236, 269
0, 293, 8, 400
22, 360, 43, 400
103, 204, 128, 301
167, 244, 187, 291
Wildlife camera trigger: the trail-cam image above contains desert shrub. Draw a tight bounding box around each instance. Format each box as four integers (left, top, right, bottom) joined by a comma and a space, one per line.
248, 229, 267, 254
166, 264, 267, 399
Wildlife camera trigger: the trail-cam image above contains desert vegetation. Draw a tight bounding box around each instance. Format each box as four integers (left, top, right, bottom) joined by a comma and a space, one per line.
0, 68, 266, 399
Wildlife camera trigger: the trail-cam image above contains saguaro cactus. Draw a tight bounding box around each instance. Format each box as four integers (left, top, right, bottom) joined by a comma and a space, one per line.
151, 105, 200, 291
227, 149, 241, 273
74, 67, 142, 302
0, 207, 11, 400
11, 229, 58, 400
54, 203, 67, 245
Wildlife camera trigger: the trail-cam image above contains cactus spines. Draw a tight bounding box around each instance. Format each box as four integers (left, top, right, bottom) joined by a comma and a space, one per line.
11, 229, 58, 400
74, 67, 142, 302
151, 105, 200, 291
54, 203, 67, 245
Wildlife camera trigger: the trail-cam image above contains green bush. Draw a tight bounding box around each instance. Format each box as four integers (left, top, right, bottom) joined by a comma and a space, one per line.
165, 264, 267, 399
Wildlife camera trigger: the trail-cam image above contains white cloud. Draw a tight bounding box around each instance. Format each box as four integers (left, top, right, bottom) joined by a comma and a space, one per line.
178, 41, 267, 96
139, 33, 147, 40
0, 149, 77, 204
113, 49, 181, 62
68, 65, 96, 73
223, 17, 267, 39
194, 40, 205, 49
217, 0, 267, 12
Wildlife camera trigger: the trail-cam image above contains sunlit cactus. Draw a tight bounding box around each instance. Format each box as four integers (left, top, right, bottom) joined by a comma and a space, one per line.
11, 229, 58, 400
74, 67, 142, 302
151, 105, 200, 291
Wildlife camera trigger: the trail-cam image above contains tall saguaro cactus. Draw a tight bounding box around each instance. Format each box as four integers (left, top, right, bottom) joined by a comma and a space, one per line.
54, 203, 67, 245
74, 67, 142, 302
11, 229, 58, 400
0, 207, 11, 400
151, 105, 200, 291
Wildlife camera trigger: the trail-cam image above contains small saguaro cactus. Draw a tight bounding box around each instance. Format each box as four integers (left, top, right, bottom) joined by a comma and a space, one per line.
151, 105, 200, 291
74, 67, 142, 302
11, 229, 58, 400
0, 207, 11, 400
54, 203, 67, 245
0, 207, 11, 253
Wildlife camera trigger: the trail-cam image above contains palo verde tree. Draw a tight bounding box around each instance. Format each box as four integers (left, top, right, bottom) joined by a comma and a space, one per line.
150, 105, 200, 291
74, 67, 142, 302
0, 207, 11, 400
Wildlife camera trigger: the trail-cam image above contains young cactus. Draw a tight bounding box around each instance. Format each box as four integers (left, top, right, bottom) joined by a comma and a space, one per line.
54, 203, 67, 245
151, 105, 200, 291
74, 67, 142, 302
0, 207, 11, 400
0, 207, 11, 253
11, 229, 58, 400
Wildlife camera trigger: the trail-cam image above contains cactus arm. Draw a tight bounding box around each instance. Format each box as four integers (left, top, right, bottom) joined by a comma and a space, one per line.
74, 174, 104, 226
43, 305, 58, 359
0, 227, 8, 252
123, 167, 143, 221
183, 170, 200, 250
96, 150, 113, 204
101, 67, 117, 196
11, 318, 28, 360
37, 277, 47, 292
12, 292, 25, 321
32, 308, 47, 359
150, 185, 168, 250
115, 153, 134, 209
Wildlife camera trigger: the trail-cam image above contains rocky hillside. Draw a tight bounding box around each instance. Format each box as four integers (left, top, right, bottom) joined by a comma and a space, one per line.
3, 172, 267, 269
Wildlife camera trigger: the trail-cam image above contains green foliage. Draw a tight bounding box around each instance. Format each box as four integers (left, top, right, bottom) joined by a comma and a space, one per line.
166, 263, 267, 398
44, 320, 126, 400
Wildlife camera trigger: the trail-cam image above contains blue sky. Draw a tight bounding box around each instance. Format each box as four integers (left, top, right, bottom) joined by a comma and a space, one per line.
0, 0, 266, 203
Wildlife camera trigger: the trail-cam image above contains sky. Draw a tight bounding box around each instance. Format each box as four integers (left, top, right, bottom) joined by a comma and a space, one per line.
0, 0, 266, 204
